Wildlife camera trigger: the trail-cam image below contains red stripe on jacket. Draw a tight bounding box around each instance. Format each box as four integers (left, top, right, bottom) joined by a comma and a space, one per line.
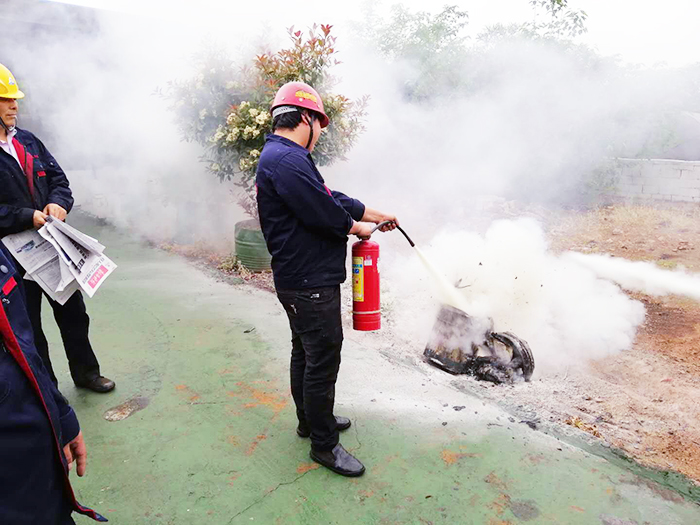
11, 137, 35, 198
0, 306, 105, 522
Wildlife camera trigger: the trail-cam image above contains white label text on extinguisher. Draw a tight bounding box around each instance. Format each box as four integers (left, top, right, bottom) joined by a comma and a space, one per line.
352, 256, 364, 302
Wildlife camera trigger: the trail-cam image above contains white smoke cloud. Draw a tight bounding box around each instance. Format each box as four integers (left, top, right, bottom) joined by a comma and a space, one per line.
7, 1, 698, 376
383, 219, 646, 375
566, 251, 700, 300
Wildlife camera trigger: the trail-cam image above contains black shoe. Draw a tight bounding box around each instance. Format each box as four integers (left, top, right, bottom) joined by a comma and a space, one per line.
297, 416, 351, 438
75, 376, 116, 393
310, 444, 365, 477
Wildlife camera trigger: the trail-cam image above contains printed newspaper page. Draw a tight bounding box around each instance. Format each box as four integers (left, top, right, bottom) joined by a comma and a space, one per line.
45, 218, 117, 298
2, 218, 117, 303
1, 228, 76, 304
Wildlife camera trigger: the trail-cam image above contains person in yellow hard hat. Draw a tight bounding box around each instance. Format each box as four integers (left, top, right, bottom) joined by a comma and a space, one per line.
0, 63, 115, 393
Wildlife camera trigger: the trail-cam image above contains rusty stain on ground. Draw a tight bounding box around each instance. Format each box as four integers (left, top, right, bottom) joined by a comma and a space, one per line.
227, 473, 240, 486
524, 453, 546, 465
103, 397, 150, 422
484, 472, 510, 492
174, 384, 201, 402
441, 449, 480, 466
488, 493, 512, 516
234, 382, 288, 416
571, 506, 585, 513
226, 435, 239, 446
246, 434, 267, 456
358, 489, 374, 502
296, 463, 320, 474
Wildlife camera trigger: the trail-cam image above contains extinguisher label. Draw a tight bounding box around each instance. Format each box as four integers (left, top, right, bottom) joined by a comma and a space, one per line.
352, 256, 364, 302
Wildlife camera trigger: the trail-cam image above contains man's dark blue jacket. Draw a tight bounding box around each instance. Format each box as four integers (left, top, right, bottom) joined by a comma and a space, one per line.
0, 128, 74, 237
256, 134, 365, 290
0, 246, 105, 523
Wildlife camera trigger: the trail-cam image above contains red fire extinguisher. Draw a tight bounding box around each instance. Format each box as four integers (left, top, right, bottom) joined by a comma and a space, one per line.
351, 221, 414, 331
352, 240, 381, 331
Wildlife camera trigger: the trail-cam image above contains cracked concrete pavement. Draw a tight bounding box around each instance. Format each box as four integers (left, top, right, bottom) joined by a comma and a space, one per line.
43, 214, 700, 524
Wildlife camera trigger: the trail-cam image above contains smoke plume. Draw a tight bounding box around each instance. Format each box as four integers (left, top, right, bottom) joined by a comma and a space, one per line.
8, 2, 699, 375
383, 219, 646, 375
566, 251, 700, 300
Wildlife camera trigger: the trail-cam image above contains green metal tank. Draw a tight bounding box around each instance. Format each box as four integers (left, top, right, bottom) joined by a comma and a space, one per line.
235, 219, 272, 272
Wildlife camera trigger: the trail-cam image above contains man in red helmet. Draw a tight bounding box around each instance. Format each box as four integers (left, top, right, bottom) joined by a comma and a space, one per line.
256, 81, 397, 477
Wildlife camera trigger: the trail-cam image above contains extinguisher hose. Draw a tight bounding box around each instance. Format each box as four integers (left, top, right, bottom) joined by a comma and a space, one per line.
371, 221, 415, 247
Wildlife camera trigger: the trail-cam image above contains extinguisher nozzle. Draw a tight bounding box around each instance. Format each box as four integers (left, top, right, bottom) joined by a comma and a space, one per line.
396, 225, 415, 247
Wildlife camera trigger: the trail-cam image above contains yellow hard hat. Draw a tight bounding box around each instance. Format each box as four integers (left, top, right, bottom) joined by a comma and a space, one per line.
0, 63, 25, 99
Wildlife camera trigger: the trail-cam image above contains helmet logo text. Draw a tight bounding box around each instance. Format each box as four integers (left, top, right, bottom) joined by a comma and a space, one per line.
295, 90, 317, 103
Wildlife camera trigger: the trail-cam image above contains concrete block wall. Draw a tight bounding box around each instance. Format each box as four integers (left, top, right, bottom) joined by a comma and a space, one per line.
614, 159, 700, 203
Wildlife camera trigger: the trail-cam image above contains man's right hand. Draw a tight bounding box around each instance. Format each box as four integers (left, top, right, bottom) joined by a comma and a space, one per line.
350, 221, 374, 240
33, 210, 48, 229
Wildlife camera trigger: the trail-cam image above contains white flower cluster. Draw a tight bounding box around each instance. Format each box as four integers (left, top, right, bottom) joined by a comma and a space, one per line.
211, 127, 225, 143
242, 126, 261, 139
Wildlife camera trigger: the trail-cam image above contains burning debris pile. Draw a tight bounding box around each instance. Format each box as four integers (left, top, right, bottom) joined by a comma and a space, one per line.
423, 305, 535, 384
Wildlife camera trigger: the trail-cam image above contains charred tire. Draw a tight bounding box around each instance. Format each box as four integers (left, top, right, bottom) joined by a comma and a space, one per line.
491, 332, 535, 381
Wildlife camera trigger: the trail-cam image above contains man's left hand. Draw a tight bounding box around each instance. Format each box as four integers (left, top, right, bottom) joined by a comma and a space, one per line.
362, 207, 399, 232
43, 203, 67, 221
63, 431, 87, 477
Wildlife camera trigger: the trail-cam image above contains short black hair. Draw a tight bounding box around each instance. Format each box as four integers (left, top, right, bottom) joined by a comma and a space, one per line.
272, 108, 321, 132
272, 108, 303, 132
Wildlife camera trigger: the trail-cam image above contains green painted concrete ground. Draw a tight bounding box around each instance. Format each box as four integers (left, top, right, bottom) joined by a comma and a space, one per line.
43, 214, 699, 524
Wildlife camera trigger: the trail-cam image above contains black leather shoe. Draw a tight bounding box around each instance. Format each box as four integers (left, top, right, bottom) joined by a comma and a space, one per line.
310, 444, 365, 477
297, 416, 351, 438
75, 376, 116, 393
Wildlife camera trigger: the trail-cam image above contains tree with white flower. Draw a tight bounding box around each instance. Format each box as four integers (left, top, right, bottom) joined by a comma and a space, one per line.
163, 25, 368, 218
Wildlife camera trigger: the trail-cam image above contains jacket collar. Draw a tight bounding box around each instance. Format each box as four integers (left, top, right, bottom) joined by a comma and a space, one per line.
266, 133, 309, 154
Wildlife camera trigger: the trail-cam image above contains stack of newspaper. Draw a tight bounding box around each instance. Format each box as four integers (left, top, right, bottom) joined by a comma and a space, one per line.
1, 217, 117, 305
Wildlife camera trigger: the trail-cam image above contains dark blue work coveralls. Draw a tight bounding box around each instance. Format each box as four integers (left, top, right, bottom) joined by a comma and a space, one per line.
256, 134, 365, 452
0, 246, 106, 524
0, 128, 102, 386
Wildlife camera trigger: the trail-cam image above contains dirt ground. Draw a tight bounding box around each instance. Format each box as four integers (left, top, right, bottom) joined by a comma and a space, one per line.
172, 203, 700, 490
542, 205, 700, 486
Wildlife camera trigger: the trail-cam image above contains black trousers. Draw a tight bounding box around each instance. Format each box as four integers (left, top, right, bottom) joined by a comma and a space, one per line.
23, 280, 100, 386
276, 285, 343, 452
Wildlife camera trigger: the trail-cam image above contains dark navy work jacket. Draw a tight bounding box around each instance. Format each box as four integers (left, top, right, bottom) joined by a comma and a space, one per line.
256, 134, 365, 290
0, 246, 105, 523
0, 128, 74, 237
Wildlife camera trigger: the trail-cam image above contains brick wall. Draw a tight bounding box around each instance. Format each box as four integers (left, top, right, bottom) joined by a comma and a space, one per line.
614, 158, 700, 203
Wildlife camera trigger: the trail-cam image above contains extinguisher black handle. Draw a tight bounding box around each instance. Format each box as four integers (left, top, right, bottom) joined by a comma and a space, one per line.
371, 221, 394, 233
371, 221, 415, 247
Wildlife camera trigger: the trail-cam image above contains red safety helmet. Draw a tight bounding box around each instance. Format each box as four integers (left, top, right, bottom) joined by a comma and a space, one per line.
270, 81, 329, 128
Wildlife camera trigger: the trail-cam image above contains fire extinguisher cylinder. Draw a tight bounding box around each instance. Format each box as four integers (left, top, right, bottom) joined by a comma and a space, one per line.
352, 240, 381, 331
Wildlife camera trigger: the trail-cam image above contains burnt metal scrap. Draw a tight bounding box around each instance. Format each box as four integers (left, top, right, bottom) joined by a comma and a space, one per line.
424, 305, 535, 384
